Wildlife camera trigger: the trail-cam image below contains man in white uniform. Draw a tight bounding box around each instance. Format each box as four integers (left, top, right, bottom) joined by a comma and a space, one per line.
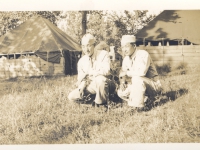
117, 35, 162, 110
68, 34, 116, 105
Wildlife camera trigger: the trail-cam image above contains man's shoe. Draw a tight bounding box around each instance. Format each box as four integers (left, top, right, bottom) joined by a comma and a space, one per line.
135, 107, 149, 112
82, 94, 95, 104
91, 101, 100, 107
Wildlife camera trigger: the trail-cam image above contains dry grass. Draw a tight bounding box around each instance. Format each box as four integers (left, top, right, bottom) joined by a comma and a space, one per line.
0, 65, 200, 144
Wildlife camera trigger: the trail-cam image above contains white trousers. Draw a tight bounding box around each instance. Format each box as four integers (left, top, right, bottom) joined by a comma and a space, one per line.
68, 75, 116, 104
117, 76, 161, 107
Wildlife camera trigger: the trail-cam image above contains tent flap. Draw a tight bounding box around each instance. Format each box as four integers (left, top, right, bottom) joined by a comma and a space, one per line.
35, 50, 61, 64
63, 50, 80, 75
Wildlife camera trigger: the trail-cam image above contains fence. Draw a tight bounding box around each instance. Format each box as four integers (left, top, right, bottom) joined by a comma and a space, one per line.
137, 44, 200, 68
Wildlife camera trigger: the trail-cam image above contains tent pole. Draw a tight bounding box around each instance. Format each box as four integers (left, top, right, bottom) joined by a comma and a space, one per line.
143, 38, 145, 46
69, 51, 72, 75
38, 54, 41, 74
14, 53, 16, 67
162, 38, 164, 46
162, 38, 164, 66
14, 53, 16, 77
20, 52, 22, 77
167, 41, 169, 46
182, 38, 184, 63
47, 51, 49, 76
6, 53, 9, 79
60, 50, 63, 74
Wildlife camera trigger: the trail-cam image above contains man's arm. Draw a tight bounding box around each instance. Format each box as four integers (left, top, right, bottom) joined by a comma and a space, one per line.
77, 58, 88, 90
92, 50, 111, 77
120, 56, 128, 75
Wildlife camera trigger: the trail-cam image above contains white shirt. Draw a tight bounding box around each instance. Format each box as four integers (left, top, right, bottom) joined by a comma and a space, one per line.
77, 50, 110, 89
121, 49, 151, 77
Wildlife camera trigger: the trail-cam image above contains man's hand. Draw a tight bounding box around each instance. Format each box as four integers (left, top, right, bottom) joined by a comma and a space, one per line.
119, 71, 127, 77
119, 83, 127, 91
89, 69, 100, 78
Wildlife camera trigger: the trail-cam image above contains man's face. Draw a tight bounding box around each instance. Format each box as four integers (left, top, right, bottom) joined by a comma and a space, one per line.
81, 43, 94, 57
121, 42, 135, 56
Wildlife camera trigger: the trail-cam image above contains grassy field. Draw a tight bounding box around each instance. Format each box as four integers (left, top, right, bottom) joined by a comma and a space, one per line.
0, 64, 200, 144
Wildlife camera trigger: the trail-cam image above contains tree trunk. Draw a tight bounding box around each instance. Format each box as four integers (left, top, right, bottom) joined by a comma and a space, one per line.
81, 11, 87, 36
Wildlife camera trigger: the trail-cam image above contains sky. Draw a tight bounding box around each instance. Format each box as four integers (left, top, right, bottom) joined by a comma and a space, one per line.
0, 0, 199, 11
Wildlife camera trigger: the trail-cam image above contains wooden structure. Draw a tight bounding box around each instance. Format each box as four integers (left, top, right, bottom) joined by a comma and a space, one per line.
137, 44, 200, 68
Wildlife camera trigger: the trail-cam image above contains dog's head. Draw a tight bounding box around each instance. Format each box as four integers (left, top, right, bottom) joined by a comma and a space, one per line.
119, 75, 130, 84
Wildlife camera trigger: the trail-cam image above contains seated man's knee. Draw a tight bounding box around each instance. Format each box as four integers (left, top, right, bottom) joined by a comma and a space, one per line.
68, 89, 80, 101
117, 89, 129, 101
117, 89, 123, 98
68, 91, 74, 101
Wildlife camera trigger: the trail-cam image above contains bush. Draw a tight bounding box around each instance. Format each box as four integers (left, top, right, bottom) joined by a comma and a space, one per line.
176, 62, 187, 70
156, 63, 171, 75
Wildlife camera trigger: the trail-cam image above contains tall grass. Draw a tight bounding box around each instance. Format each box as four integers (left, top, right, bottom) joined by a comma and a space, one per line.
0, 64, 200, 143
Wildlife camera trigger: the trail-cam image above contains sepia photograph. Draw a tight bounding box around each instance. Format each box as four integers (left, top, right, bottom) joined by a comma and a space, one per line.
0, 0, 200, 149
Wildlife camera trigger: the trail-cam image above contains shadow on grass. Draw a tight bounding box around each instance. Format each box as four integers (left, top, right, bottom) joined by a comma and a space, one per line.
73, 88, 189, 112
144, 88, 189, 111
105, 88, 189, 113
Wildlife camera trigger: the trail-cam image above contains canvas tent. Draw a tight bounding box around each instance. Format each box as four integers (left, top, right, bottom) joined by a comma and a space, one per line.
134, 10, 200, 67
0, 15, 82, 77
136, 10, 200, 45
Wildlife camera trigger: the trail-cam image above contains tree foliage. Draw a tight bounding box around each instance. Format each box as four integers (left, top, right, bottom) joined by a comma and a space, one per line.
57, 11, 82, 44
0, 10, 158, 50
106, 11, 156, 48
86, 10, 156, 49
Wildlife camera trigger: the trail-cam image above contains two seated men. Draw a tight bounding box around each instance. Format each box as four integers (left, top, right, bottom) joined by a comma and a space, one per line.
68, 33, 162, 110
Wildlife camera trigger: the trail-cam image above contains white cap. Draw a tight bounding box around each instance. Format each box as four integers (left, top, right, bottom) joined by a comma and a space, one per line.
121, 35, 136, 45
81, 33, 95, 45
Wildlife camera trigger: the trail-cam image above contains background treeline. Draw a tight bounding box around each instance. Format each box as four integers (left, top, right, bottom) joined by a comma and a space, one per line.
0, 11, 159, 50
